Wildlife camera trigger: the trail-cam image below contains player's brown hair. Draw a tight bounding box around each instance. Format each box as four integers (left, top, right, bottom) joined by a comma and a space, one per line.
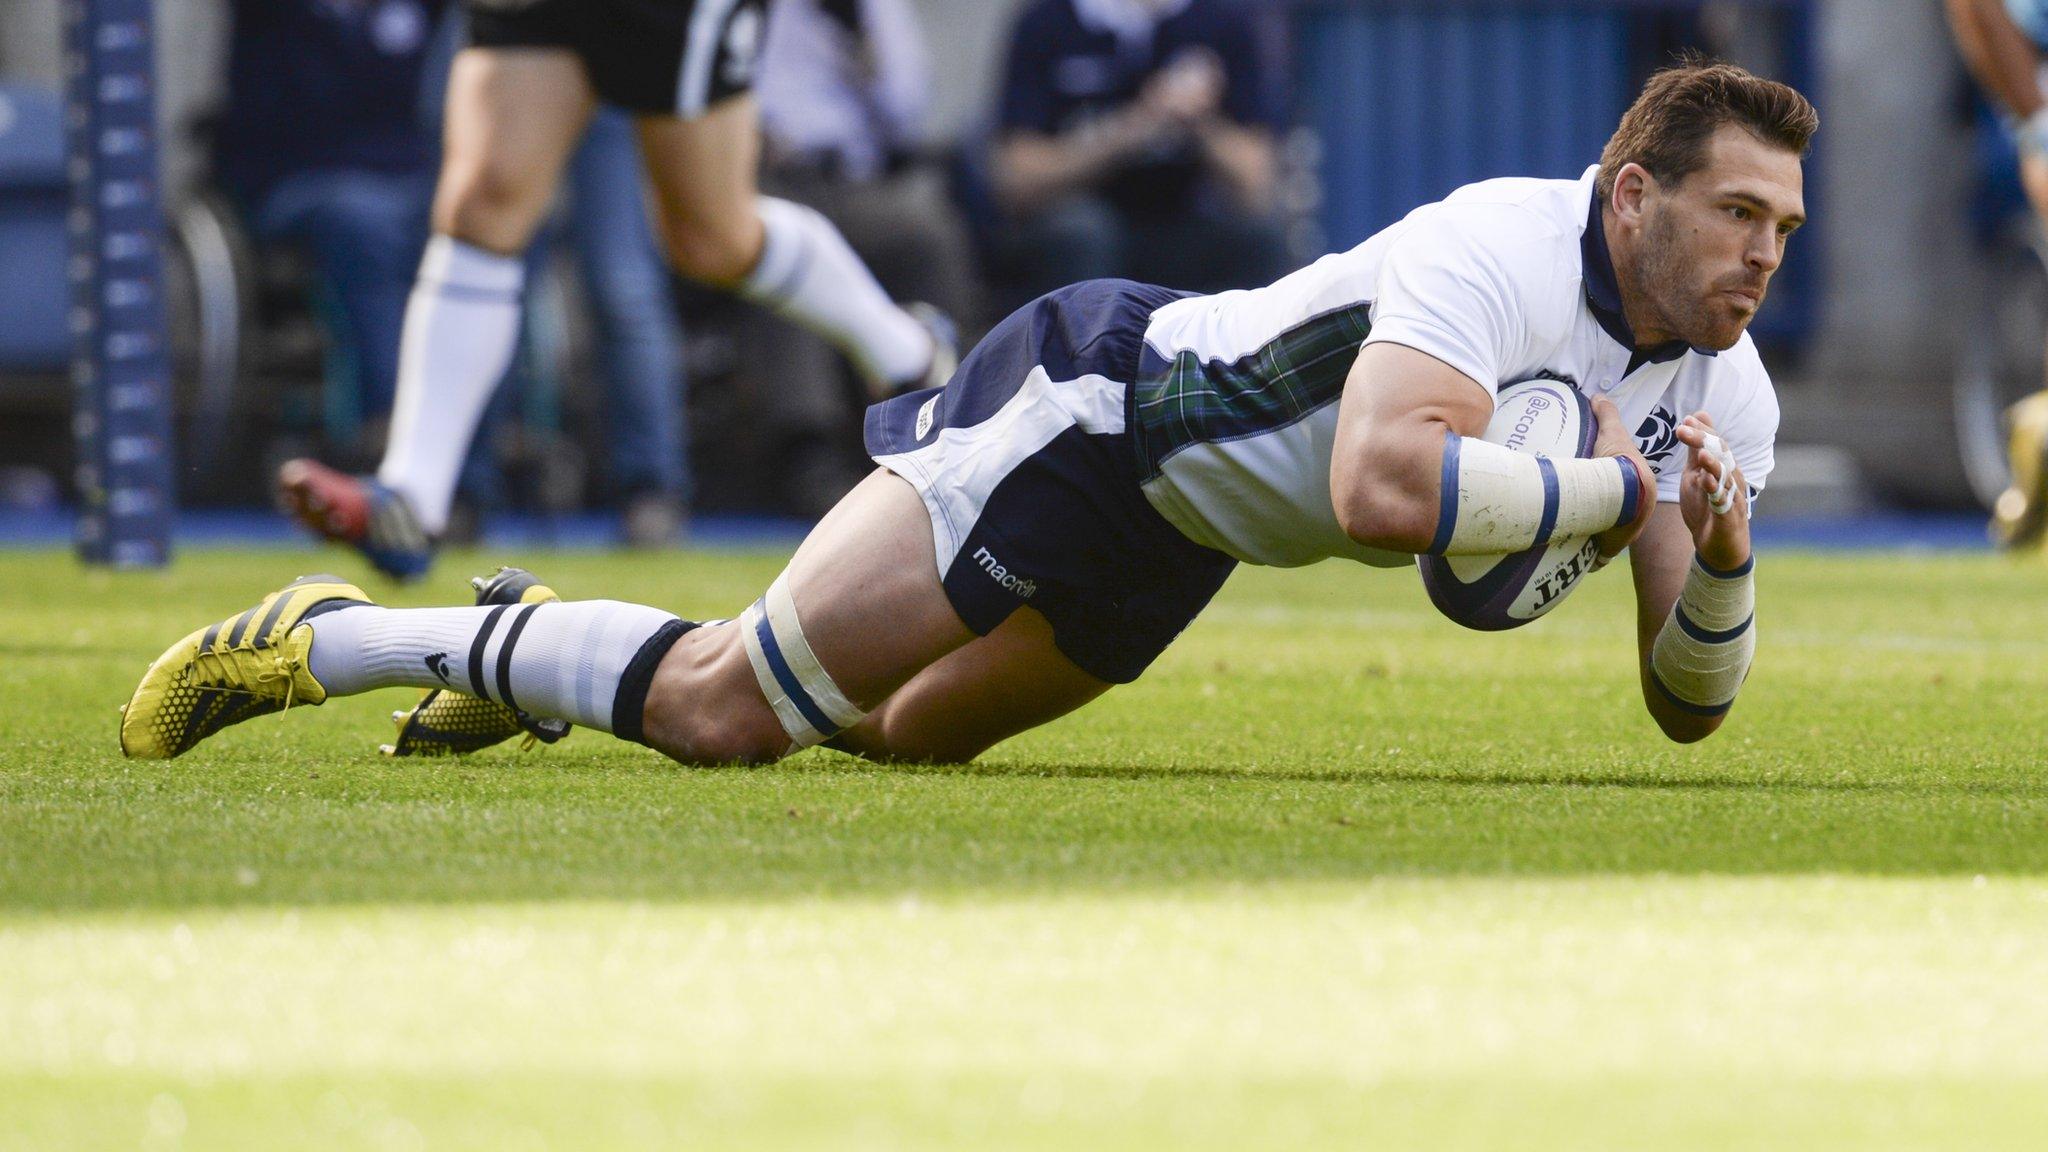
1595, 56, 1818, 200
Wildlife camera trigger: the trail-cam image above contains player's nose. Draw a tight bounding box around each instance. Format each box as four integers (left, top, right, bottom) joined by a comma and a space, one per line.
1744, 232, 1782, 275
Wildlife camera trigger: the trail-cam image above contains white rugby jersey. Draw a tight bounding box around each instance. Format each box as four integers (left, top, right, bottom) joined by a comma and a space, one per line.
1132, 165, 1780, 568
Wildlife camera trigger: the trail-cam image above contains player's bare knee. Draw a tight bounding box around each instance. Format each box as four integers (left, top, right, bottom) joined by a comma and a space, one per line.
436, 165, 545, 253
662, 216, 758, 286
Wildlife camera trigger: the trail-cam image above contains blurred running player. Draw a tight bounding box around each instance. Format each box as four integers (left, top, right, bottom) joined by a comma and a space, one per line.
126, 61, 1809, 763
277, 0, 957, 579
1948, 0, 2048, 546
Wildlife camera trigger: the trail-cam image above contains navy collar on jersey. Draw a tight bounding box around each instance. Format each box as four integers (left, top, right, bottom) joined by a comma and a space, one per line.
1580, 187, 1716, 375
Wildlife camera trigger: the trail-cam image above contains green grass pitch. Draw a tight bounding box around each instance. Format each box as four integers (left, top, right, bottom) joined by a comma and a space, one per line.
3, 545, 2046, 1150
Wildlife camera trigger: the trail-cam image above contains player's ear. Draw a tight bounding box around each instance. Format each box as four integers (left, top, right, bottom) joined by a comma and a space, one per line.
1611, 163, 1655, 223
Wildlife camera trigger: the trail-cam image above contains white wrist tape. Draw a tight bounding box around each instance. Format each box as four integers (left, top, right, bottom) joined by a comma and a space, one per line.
1429, 432, 1642, 555
740, 573, 868, 751
1649, 554, 1755, 716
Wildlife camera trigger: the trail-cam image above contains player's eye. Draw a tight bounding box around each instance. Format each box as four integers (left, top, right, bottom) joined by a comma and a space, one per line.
1727, 205, 1751, 221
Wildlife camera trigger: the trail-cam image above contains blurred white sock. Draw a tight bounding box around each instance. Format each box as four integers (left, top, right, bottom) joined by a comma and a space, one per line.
741, 196, 931, 390
377, 235, 524, 534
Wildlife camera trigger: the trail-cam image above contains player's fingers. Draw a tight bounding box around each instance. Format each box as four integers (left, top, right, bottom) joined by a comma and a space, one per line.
1707, 461, 1734, 500
1707, 455, 1740, 515
1691, 436, 1725, 482
1698, 432, 1737, 480
1706, 471, 1734, 513
1591, 395, 1624, 435
1711, 439, 1739, 497
1685, 466, 1712, 505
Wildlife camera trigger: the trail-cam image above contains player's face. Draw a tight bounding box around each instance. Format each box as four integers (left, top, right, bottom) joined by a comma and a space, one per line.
1636, 126, 1806, 351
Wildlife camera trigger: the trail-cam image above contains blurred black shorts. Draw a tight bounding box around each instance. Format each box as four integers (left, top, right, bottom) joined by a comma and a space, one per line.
464, 0, 765, 117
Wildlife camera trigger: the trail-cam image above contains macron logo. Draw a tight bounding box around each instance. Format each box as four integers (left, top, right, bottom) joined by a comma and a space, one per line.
973, 546, 1037, 599
915, 395, 940, 440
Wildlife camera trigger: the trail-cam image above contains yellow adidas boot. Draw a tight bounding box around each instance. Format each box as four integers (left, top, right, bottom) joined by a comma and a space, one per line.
119, 574, 372, 759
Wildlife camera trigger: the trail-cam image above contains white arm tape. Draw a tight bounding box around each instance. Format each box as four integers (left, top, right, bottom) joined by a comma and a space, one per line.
1649, 554, 1756, 717
1429, 432, 1642, 555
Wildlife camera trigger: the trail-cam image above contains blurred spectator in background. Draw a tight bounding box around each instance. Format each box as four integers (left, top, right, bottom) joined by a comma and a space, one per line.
277, 0, 958, 582
214, 0, 447, 433
721, 0, 975, 516
1948, 0, 2048, 547
992, 0, 1291, 300
216, 2, 688, 543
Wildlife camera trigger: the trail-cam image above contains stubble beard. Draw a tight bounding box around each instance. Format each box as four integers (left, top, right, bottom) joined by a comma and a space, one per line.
1636, 208, 1748, 352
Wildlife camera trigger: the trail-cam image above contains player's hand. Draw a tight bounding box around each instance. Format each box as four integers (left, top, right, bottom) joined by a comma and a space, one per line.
1672, 411, 1752, 571
1589, 395, 1657, 564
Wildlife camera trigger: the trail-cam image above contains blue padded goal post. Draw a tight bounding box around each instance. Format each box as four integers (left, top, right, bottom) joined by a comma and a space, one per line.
64, 0, 173, 568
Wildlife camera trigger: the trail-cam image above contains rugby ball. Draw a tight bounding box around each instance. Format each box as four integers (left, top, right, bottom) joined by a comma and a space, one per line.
1416, 379, 1605, 631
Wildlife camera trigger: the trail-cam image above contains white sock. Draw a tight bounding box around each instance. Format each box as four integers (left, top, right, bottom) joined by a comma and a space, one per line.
304, 601, 687, 735
377, 235, 526, 534
740, 197, 932, 389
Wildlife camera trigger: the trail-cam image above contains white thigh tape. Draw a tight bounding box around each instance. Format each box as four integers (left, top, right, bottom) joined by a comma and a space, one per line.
740, 574, 867, 749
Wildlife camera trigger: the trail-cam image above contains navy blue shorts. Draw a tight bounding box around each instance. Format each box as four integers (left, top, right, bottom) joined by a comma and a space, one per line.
865, 280, 1237, 684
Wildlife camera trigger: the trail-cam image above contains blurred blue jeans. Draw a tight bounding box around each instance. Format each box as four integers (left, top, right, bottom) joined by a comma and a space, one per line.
245, 168, 434, 423
564, 109, 688, 503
